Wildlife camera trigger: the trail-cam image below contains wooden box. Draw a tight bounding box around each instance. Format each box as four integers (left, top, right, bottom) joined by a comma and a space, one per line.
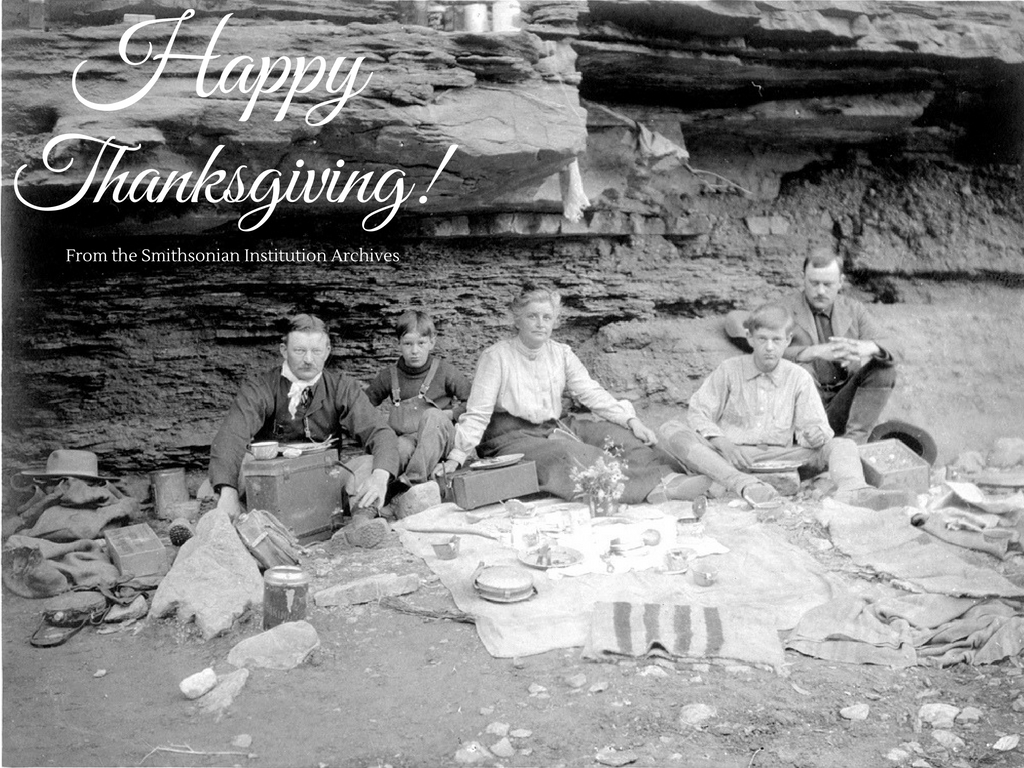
243, 450, 345, 543
104, 523, 167, 578
450, 461, 539, 510
859, 439, 931, 494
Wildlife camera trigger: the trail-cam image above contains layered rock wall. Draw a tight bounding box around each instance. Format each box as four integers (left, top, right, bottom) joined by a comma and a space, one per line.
3, 0, 1023, 478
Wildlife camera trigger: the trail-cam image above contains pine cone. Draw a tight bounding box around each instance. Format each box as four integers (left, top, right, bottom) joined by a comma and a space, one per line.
168, 518, 194, 547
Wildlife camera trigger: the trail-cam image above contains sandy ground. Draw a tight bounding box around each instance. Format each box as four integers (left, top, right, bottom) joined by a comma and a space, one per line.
3, 495, 1023, 768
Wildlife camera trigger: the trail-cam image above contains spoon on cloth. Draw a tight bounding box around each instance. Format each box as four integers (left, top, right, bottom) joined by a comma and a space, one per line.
400, 525, 500, 540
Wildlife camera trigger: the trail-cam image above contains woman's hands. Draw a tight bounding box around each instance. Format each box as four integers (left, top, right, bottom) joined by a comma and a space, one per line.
627, 417, 658, 445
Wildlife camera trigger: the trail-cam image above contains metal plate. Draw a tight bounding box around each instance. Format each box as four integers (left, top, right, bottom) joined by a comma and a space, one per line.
748, 460, 803, 473
280, 442, 331, 455
518, 546, 584, 570
470, 454, 525, 470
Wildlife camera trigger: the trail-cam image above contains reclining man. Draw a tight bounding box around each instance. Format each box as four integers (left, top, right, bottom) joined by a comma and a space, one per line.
659, 303, 880, 506
208, 314, 399, 547
728, 248, 901, 443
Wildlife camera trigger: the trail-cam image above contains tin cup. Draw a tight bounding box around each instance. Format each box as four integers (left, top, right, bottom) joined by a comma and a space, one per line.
664, 548, 692, 573
249, 441, 279, 460
692, 567, 719, 587
432, 536, 460, 560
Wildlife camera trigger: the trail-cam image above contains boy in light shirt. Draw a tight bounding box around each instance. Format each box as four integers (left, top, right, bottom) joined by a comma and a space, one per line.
658, 303, 875, 505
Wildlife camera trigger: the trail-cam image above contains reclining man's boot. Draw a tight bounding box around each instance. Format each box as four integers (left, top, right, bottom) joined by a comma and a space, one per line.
842, 386, 893, 444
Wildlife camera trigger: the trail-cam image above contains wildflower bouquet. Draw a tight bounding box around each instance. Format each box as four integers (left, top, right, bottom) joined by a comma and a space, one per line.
570, 441, 626, 515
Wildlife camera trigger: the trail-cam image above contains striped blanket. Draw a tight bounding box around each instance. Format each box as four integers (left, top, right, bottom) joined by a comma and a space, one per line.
582, 601, 785, 673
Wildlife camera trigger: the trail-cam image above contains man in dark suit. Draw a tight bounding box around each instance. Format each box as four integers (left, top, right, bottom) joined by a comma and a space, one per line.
727, 248, 901, 443
209, 314, 399, 547
782, 248, 902, 443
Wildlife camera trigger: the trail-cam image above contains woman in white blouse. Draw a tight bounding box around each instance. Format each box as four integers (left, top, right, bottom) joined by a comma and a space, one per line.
438, 284, 710, 503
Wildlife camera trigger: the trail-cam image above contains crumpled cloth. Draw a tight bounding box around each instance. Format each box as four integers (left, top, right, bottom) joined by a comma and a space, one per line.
2, 547, 70, 598
940, 481, 1024, 515
818, 501, 1024, 598
22, 502, 134, 542
582, 601, 785, 673
2, 535, 120, 598
16, 478, 135, 528
559, 158, 590, 222
787, 593, 1024, 668
911, 511, 1020, 560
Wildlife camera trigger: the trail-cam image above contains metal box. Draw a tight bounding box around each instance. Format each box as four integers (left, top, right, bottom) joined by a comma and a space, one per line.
104, 523, 167, 578
243, 450, 345, 543
450, 461, 539, 510
859, 439, 931, 494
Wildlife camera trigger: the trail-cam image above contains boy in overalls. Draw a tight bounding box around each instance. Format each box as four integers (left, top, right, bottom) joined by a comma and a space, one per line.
366, 311, 472, 488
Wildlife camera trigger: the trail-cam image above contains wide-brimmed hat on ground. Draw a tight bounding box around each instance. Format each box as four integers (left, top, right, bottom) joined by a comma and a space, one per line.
19, 450, 118, 481
869, 420, 938, 466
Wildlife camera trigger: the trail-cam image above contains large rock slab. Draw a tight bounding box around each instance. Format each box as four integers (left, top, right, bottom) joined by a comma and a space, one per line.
227, 620, 320, 670
314, 572, 420, 607
151, 508, 263, 639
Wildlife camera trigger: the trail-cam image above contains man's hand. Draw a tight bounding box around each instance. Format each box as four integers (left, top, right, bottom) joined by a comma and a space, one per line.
353, 468, 390, 510
627, 417, 658, 445
434, 459, 461, 478
215, 486, 243, 521
801, 425, 827, 449
800, 340, 850, 364
829, 337, 880, 366
710, 436, 752, 469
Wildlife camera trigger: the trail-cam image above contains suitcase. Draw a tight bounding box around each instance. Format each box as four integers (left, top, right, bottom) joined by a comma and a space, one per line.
449, 461, 540, 510
243, 450, 346, 543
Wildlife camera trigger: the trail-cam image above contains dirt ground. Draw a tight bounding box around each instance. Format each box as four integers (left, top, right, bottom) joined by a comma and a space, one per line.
3, 493, 1023, 768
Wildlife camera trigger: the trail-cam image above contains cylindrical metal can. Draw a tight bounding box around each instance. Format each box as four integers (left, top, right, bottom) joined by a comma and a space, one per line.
150, 467, 189, 520
262, 566, 311, 630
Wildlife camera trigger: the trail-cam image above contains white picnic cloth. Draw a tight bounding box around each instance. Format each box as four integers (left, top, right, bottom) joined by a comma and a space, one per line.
396, 499, 836, 658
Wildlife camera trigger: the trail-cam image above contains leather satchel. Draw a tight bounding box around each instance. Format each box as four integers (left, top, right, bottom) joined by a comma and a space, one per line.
234, 508, 301, 570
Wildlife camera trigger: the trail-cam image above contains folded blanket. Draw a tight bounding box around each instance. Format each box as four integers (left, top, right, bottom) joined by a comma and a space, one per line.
583, 601, 785, 673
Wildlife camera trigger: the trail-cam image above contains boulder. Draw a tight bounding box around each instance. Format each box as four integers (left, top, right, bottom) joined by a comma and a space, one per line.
227, 620, 320, 671
988, 437, 1024, 469
150, 509, 263, 639
918, 702, 960, 730
391, 482, 442, 519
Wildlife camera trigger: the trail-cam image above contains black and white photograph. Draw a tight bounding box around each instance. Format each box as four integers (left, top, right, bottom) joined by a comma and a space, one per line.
2, 1, 1023, 766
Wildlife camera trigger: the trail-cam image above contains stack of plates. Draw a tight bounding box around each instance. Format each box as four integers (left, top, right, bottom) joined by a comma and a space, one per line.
473, 565, 536, 603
